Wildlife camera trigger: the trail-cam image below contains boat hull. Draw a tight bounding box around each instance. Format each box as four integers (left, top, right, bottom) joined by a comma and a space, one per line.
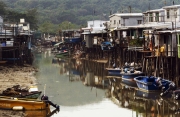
0, 96, 48, 110
106, 68, 121, 76
56, 51, 68, 56
64, 37, 82, 43
121, 72, 144, 87
121, 80, 137, 88
23, 91, 42, 99
134, 76, 171, 92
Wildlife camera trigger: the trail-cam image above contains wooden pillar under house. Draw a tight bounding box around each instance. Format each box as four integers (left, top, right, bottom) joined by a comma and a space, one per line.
0, 46, 2, 61
107, 51, 110, 67
122, 48, 125, 66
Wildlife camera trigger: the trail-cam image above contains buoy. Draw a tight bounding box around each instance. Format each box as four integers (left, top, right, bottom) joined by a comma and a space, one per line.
12, 106, 24, 110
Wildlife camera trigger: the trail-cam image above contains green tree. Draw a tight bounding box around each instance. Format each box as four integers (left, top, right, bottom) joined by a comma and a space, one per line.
0, 1, 7, 16
58, 21, 80, 30
25, 9, 39, 30
39, 21, 54, 34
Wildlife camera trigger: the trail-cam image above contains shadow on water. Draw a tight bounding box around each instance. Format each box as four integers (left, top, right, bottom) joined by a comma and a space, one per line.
30, 48, 180, 117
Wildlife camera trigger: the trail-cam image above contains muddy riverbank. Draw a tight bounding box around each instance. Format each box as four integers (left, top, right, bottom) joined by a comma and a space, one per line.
0, 64, 39, 117
0, 64, 38, 93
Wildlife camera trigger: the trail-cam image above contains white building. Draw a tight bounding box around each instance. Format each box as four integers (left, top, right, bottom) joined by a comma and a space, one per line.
143, 9, 165, 23
109, 13, 143, 29
18, 18, 30, 32
87, 20, 106, 28
81, 20, 108, 48
163, 5, 180, 23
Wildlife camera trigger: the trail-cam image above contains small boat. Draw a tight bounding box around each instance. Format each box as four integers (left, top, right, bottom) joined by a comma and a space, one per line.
24, 107, 59, 117
121, 69, 144, 80
120, 69, 144, 87
55, 50, 69, 57
134, 76, 172, 92
0, 95, 59, 110
0, 97, 46, 110
64, 37, 82, 43
106, 68, 121, 76
123, 62, 142, 71
1, 85, 41, 99
101, 41, 114, 51
121, 79, 138, 88
55, 54, 69, 58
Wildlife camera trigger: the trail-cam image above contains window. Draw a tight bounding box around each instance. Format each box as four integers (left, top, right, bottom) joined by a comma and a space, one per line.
119, 20, 120, 24
149, 13, 153, 22
167, 10, 170, 19
155, 13, 159, 22
137, 20, 142, 24
100, 24, 102, 27
90, 24, 93, 27
114, 20, 116, 24
143, 14, 148, 23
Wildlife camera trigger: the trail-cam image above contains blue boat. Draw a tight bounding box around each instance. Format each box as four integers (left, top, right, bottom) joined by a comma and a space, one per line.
134, 76, 172, 92
106, 68, 121, 76
101, 41, 114, 51
121, 69, 144, 87
64, 37, 82, 43
121, 80, 137, 88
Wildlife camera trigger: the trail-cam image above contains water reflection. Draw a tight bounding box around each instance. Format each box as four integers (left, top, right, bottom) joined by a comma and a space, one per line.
106, 77, 180, 117
32, 48, 180, 117
34, 52, 107, 107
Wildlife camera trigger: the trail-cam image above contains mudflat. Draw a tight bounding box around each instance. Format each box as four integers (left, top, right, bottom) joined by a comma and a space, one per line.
0, 64, 38, 116
0, 64, 38, 93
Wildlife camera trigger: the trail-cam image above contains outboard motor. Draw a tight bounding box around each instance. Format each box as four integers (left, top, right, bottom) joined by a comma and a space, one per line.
41, 95, 60, 110
41, 95, 49, 101
160, 82, 176, 97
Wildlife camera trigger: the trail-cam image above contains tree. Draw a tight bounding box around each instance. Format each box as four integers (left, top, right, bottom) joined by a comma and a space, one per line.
25, 9, 39, 30
39, 21, 54, 35
0, 1, 7, 16
58, 21, 80, 30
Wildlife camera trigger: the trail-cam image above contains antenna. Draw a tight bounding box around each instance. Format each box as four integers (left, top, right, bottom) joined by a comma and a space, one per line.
164, 0, 166, 5
129, 6, 131, 13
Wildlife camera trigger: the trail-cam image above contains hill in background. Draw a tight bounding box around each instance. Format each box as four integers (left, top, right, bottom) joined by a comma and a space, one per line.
1, 0, 179, 26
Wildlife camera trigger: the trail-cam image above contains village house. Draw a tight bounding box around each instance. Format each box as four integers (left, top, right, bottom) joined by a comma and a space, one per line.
109, 13, 143, 28
0, 17, 33, 64
107, 13, 143, 47
81, 20, 107, 48
143, 5, 180, 57
18, 18, 31, 34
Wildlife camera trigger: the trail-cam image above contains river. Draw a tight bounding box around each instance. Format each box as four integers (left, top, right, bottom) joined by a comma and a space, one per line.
32, 48, 180, 117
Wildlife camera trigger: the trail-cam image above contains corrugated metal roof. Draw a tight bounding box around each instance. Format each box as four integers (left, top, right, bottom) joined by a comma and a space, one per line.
109, 13, 143, 18
163, 5, 180, 9
143, 9, 164, 13
156, 30, 180, 33
115, 22, 171, 30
